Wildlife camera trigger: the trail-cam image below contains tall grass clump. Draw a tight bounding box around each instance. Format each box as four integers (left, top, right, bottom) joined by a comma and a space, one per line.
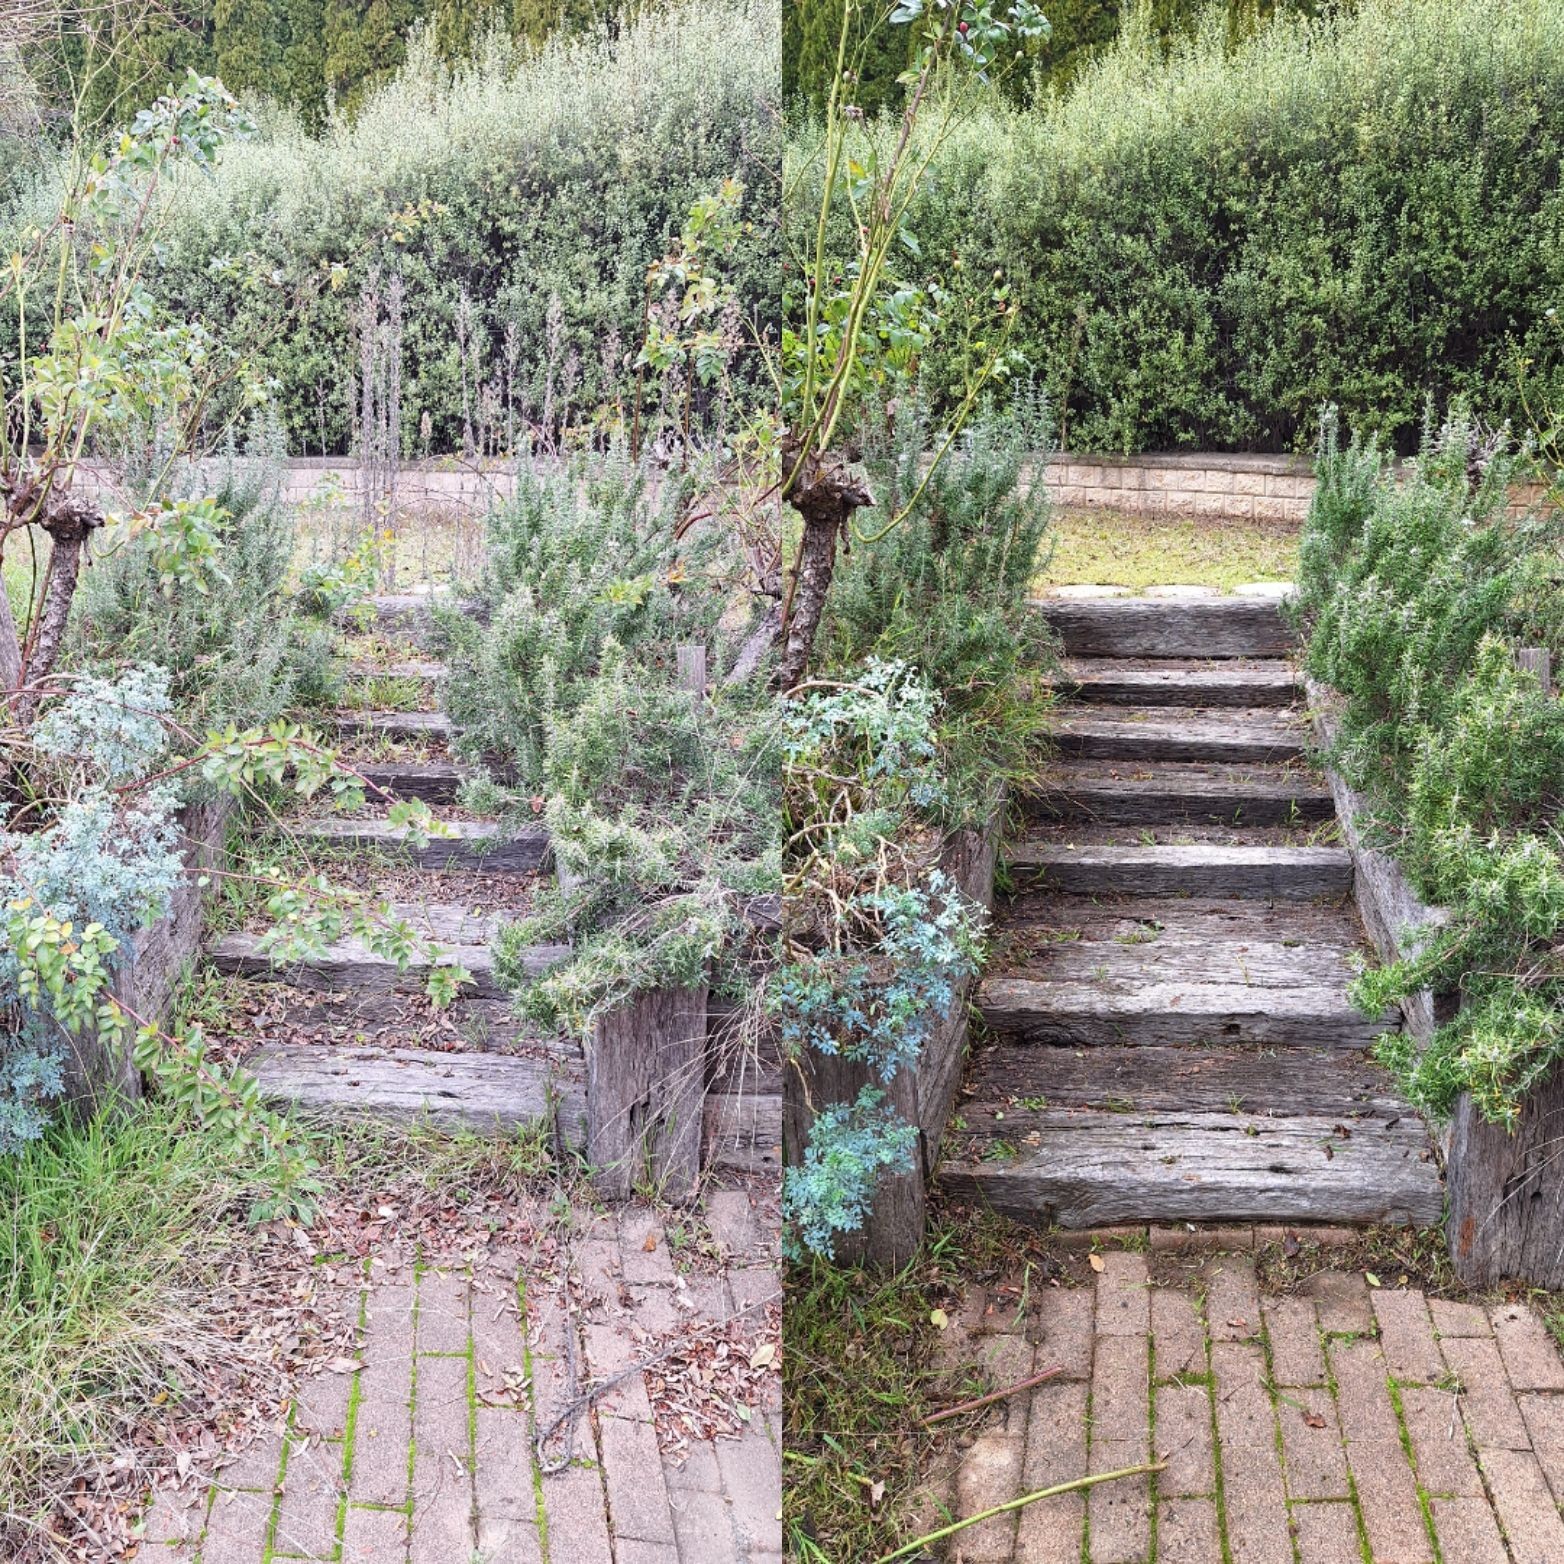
786, 0, 1564, 454
0, 1106, 261, 1554
9, 0, 779, 455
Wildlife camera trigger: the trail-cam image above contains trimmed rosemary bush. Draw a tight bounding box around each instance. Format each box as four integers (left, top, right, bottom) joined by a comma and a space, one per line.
1297, 407, 1564, 1127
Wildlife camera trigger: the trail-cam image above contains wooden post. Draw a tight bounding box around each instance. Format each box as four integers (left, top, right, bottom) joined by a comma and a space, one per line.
677, 643, 707, 697
1516, 646, 1554, 696
586, 982, 707, 1202
1447, 1071, 1564, 1288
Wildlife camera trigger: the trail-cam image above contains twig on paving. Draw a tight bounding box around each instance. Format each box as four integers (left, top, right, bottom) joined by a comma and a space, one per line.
918, 1365, 1063, 1428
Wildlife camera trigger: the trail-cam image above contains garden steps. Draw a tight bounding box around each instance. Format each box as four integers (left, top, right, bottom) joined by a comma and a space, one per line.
357, 759, 466, 804
249, 1042, 587, 1144
1004, 841, 1351, 898
293, 816, 551, 872
344, 657, 446, 681
332, 709, 452, 741
1027, 759, 1334, 826
1034, 595, 1294, 658
1051, 707, 1307, 762
1061, 656, 1299, 706
946, 593, 1444, 1228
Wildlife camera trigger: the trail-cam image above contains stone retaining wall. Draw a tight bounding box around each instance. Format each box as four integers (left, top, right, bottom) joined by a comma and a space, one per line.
1043, 452, 1316, 521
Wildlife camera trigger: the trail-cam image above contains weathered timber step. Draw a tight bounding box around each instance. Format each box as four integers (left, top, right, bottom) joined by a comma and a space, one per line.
358, 760, 465, 804
1035, 596, 1294, 658
963, 1042, 1418, 1120
994, 929, 1361, 990
1006, 841, 1352, 899
235, 986, 560, 1052
333, 709, 452, 741
1028, 761, 1334, 826
209, 925, 569, 999
1051, 708, 1308, 763
999, 895, 1364, 943
940, 1109, 1443, 1227
977, 975, 1395, 1048
1062, 657, 1300, 707
341, 593, 479, 643
295, 817, 550, 871
345, 658, 446, 681
251, 1043, 587, 1144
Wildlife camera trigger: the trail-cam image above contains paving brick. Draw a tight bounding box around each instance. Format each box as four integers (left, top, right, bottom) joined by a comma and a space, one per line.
1209, 1341, 1291, 1564
541, 1463, 612, 1564
270, 1438, 345, 1558
198, 1488, 270, 1563
1301, 1271, 1372, 1335
952, 1431, 1023, 1561
473, 1410, 537, 1522
1276, 1386, 1349, 1500
215, 1434, 286, 1492
728, 1264, 779, 1315
599, 1415, 675, 1544
1015, 1380, 1087, 1563
714, 1422, 782, 1555
1519, 1392, 1564, 1503
141, 1487, 210, 1545
473, 1510, 543, 1562
1155, 1497, 1220, 1562
471, 1287, 528, 1412
667, 1484, 741, 1564
1087, 1436, 1151, 1563
572, 1239, 621, 1302
409, 1353, 474, 1562
580, 1322, 654, 1422
292, 1369, 353, 1443
1400, 1386, 1482, 1497
1492, 1303, 1564, 1391
704, 1189, 759, 1256
1373, 1290, 1444, 1385
340, 1504, 409, 1563
1330, 1341, 1432, 1564
1096, 1252, 1150, 1336
1263, 1297, 1324, 1388
415, 1267, 471, 1355
1031, 1284, 1094, 1379
1288, 1501, 1362, 1564
1441, 1336, 1532, 1450
1151, 1288, 1205, 1381
1482, 1448, 1564, 1564
1429, 1495, 1510, 1564
966, 1333, 1036, 1435
619, 1210, 677, 1286
524, 1283, 576, 1438
1093, 1334, 1150, 1446
1428, 1298, 1491, 1338
353, 1283, 415, 1509
1153, 1383, 1213, 1497
1203, 1256, 1261, 1342
664, 1439, 723, 1495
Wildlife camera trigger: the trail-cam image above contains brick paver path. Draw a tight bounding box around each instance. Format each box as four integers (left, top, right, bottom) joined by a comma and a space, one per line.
938, 1235, 1564, 1563
137, 1192, 781, 1563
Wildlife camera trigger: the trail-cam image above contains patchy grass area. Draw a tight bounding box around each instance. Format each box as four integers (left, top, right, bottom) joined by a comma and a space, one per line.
1036, 507, 1299, 593
784, 1207, 1062, 1561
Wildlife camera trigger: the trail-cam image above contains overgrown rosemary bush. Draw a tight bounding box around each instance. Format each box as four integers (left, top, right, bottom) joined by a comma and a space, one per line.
820, 389, 1058, 821
443, 458, 779, 1036
74, 437, 338, 732
1297, 407, 1564, 1127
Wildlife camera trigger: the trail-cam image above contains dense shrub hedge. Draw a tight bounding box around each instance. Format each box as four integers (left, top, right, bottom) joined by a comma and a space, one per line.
51, 0, 778, 455
786, 0, 1564, 455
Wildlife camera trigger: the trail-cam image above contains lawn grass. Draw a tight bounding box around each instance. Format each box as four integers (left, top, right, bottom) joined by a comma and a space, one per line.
1036, 507, 1300, 593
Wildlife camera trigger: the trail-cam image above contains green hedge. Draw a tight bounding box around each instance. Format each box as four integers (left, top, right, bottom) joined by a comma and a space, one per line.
786, 0, 1564, 454
112, 0, 777, 454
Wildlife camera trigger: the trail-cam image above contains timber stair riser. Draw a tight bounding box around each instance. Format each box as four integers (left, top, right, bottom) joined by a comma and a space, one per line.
295, 818, 552, 872
1051, 711, 1307, 763
1063, 659, 1300, 707
1009, 844, 1351, 899
946, 595, 1444, 1231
